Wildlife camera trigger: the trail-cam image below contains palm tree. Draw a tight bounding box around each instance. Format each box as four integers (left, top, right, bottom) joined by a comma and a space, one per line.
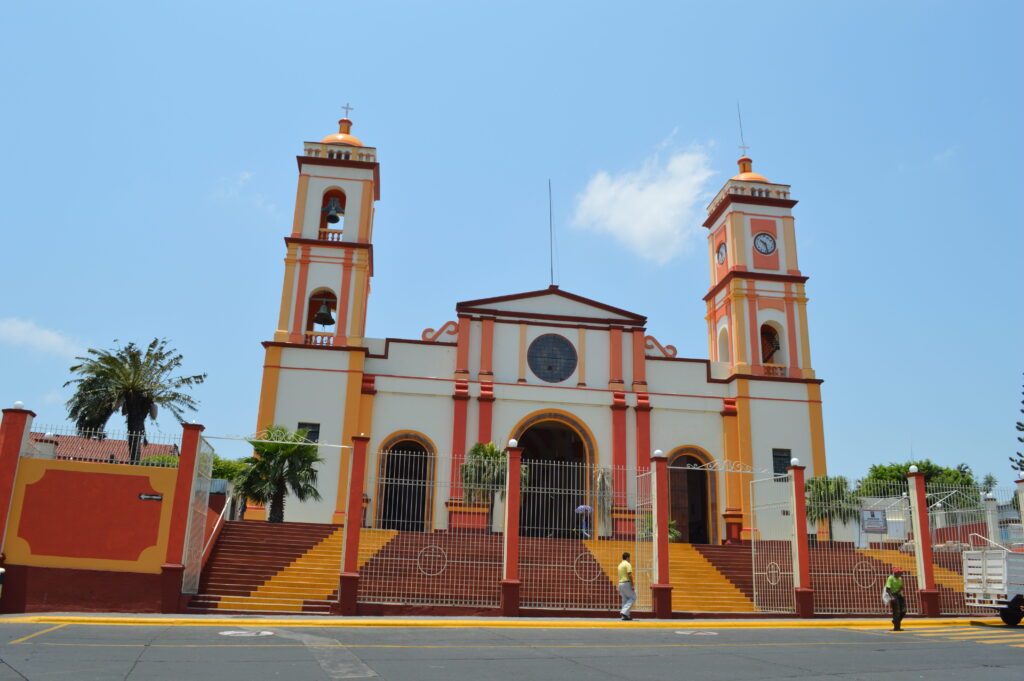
64, 338, 206, 461
234, 425, 324, 523
804, 475, 861, 544
460, 442, 527, 532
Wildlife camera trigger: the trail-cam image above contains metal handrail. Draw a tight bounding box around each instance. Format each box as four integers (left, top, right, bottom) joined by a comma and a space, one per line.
968, 532, 1011, 552
202, 489, 235, 559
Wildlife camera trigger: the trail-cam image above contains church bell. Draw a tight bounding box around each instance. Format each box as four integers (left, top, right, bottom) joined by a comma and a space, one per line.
322, 197, 344, 224
313, 302, 336, 328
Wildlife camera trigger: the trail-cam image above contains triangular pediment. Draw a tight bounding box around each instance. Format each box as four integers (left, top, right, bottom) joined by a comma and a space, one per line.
456, 286, 646, 326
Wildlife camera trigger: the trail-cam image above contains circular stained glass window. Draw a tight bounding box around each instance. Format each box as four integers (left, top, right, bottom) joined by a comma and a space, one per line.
527, 334, 578, 383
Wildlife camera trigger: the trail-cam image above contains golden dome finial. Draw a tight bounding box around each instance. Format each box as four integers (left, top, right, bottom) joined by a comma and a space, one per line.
731, 156, 768, 183
320, 104, 364, 147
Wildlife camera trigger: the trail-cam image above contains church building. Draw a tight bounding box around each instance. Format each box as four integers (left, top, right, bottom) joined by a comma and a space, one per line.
252, 116, 827, 544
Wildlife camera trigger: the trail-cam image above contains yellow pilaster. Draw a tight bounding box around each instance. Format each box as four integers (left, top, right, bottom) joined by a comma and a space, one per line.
255, 345, 283, 433
291, 174, 310, 237
729, 212, 748, 269
735, 379, 754, 528
730, 280, 750, 372
275, 244, 299, 342
782, 216, 798, 271
346, 253, 370, 344
795, 283, 815, 378
806, 383, 827, 477
334, 350, 368, 525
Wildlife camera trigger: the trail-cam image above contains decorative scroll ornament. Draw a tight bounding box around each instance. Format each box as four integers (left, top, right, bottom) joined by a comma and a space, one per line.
421, 320, 459, 342
644, 335, 677, 358
670, 459, 773, 475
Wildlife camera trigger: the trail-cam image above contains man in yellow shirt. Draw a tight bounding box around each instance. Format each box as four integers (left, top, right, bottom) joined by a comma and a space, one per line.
885, 567, 906, 631
618, 552, 636, 621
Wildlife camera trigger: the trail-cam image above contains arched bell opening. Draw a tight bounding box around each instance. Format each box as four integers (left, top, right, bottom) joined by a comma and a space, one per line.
760, 322, 786, 370
306, 289, 338, 338
319, 189, 347, 238
717, 326, 730, 363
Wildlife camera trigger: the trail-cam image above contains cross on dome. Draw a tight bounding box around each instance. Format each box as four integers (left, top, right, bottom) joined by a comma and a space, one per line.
342, 103, 354, 118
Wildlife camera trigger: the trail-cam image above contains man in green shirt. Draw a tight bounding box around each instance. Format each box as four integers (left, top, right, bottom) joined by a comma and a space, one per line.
618, 552, 635, 621
885, 567, 906, 631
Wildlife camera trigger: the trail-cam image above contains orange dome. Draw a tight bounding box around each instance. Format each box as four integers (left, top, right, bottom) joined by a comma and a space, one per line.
320, 118, 364, 147
731, 156, 768, 183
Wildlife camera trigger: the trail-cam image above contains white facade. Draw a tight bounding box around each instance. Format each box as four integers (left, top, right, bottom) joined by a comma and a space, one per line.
254, 126, 829, 543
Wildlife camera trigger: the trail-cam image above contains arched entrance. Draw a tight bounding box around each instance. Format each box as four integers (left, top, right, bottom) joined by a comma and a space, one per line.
516, 419, 588, 538
378, 440, 432, 532
668, 451, 713, 544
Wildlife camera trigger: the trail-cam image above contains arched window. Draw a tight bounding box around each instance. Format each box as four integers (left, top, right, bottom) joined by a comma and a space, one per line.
760, 323, 785, 373
717, 327, 730, 363
305, 290, 337, 345
319, 190, 346, 239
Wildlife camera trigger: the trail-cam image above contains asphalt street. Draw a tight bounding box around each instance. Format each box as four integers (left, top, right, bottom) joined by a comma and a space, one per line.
0, 619, 1022, 681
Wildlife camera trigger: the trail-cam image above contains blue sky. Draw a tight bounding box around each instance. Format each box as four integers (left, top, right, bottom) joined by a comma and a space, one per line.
1, 2, 1021, 483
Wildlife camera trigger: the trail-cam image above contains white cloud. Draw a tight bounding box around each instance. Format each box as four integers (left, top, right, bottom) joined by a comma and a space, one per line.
572, 148, 715, 264
0, 318, 83, 359
212, 171, 279, 216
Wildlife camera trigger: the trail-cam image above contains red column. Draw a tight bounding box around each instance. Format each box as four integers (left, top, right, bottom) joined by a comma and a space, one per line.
788, 463, 814, 618
650, 450, 673, 618
501, 442, 523, 616
336, 435, 370, 615
611, 392, 628, 505
161, 422, 203, 613
0, 406, 35, 555
907, 470, 940, 616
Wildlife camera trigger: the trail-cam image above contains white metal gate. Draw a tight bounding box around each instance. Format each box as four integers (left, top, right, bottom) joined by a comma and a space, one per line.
181, 436, 214, 594
750, 475, 795, 613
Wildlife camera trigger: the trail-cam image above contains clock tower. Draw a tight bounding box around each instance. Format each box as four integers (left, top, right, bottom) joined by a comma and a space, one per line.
703, 156, 814, 380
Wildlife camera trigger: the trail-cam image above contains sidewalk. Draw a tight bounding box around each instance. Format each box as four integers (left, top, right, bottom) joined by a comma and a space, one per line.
0, 612, 1003, 629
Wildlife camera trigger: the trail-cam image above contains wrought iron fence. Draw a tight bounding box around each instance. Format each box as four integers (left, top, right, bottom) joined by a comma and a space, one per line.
926, 483, 1019, 615
358, 449, 504, 608
518, 460, 636, 611
750, 475, 795, 613
807, 478, 919, 615
182, 436, 214, 594
24, 425, 182, 466
632, 470, 654, 612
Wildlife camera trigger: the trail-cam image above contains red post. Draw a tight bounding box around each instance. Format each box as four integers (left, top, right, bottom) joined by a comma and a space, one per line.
906, 470, 940, 616
501, 442, 522, 616
788, 463, 814, 618
650, 450, 673, 618
336, 435, 369, 615
0, 405, 35, 554
161, 422, 203, 613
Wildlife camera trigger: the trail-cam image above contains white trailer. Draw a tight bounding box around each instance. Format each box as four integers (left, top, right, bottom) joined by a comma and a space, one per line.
963, 548, 1024, 626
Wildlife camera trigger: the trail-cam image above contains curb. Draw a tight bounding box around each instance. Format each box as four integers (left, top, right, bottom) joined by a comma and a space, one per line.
0, 616, 1003, 629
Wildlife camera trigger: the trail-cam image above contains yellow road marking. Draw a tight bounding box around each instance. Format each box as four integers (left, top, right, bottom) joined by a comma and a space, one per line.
0, 616, 1001, 629
8, 623, 68, 645
32, 640, 934, 650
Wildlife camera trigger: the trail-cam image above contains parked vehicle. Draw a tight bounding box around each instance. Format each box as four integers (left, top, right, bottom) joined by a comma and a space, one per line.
963, 547, 1024, 626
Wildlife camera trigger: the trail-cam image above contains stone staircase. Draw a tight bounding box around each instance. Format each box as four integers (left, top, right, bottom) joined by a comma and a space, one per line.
188, 521, 396, 614
668, 544, 754, 612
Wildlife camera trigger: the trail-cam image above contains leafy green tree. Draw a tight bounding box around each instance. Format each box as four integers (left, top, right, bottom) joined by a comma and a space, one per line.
213, 454, 246, 481
233, 425, 324, 523
460, 442, 527, 532
64, 338, 206, 461
805, 475, 861, 542
139, 453, 179, 468
1011, 374, 1024, 476
861, 459, 977, 487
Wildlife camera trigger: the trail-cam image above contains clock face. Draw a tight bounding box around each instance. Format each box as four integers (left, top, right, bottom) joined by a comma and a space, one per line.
753, 232, 777, 255
716, 242, 727, 264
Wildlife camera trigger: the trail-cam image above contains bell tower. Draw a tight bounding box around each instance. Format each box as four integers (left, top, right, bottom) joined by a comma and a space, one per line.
269, 115, 380, 349
703, 157, 814, 379
253, 115, 381, 523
